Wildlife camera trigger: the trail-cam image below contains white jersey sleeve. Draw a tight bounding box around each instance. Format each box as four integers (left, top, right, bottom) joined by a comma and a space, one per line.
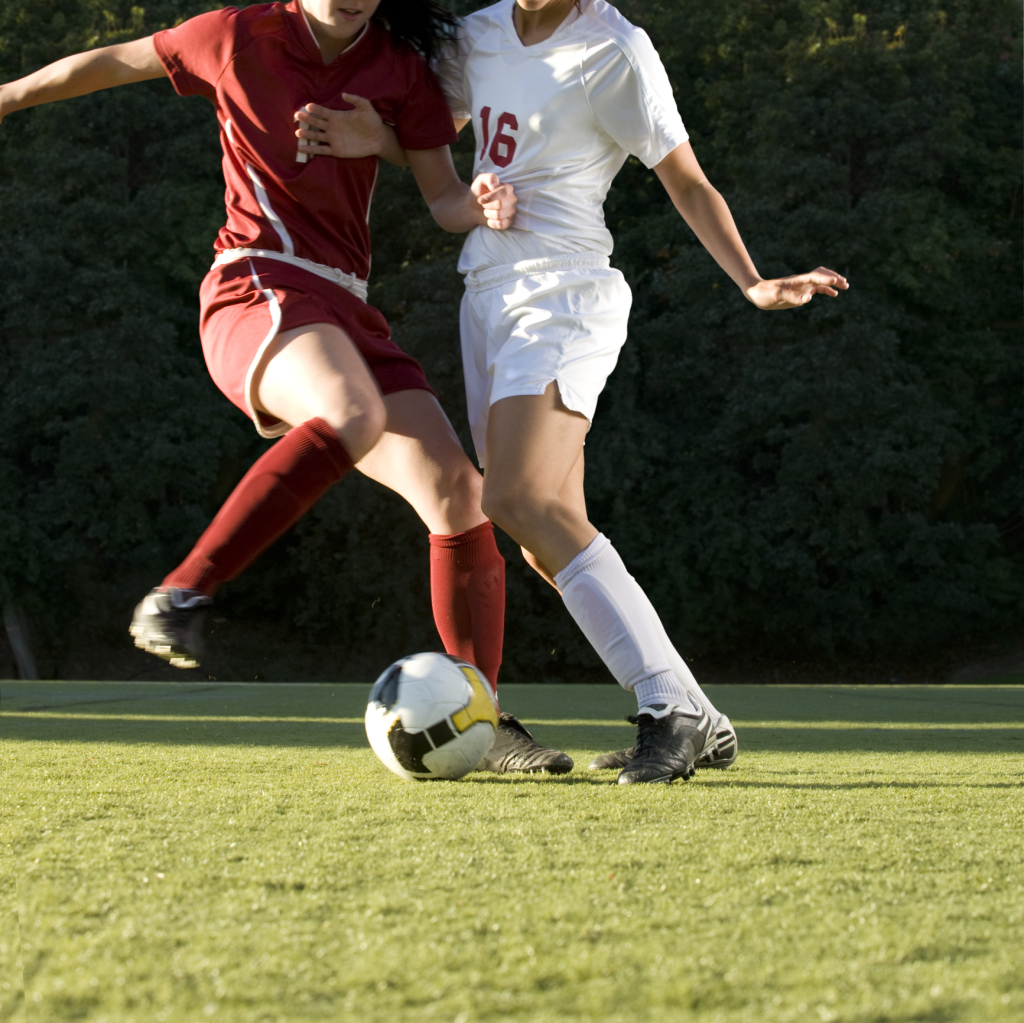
433, 29, 472, 121
583, 29, 688, 169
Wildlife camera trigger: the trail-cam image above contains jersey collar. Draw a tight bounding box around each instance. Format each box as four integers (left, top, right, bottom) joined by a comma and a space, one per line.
289, 0, 372, 65
507, 0, 586, 50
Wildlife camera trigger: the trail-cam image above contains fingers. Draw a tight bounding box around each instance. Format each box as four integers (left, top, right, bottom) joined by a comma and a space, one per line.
294, 108, 327, 129
785, 283, 839, 306
747, 269, 850, 311
476, 185, 513, 205
470, 173, 515, 228
470, 172, 501, 197
480, 191, 516, 228
483, 211, 515, 230
303, 102, 337, 118
340, 93, 374, 112
798, 267, 849, 289
478, 187, 515, 211
814, 266, 849, 288
482, 197, 517, 229
779, 268, 849, 307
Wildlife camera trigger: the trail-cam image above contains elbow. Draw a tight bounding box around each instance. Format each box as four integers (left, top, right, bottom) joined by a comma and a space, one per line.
429, 205, 471, 234
427, 205, 453, 232
676, 177, 712, 205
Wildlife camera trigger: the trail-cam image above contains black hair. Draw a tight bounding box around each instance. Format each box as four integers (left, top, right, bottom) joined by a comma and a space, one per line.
373, 0, 459, 61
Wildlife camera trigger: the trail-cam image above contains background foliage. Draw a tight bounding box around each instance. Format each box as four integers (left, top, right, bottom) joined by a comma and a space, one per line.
0, 0, 1020, 681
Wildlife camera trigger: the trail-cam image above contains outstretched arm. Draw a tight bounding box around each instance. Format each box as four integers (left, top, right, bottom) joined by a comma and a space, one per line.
0, 37, 165, 123
654, 141, 848, 309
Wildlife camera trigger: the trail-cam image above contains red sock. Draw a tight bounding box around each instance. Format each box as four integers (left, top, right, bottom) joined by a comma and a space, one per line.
163, 418, 353, 597
429, 521, 505, 693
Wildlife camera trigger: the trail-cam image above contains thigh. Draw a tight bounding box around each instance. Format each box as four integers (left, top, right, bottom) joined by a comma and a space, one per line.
356, 389, 486, 535
558, 448, 587, 519
484, 381, 591, 500
255, 321, 384, 438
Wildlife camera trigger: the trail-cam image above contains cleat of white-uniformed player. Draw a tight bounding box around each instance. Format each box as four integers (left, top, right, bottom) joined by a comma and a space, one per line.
615, 702, 713, 785
589, 713, 738, 772
699, 714, 738, 769
129, 587, 212, 669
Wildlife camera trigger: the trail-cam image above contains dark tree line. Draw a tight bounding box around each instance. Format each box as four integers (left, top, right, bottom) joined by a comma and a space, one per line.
0, 0, 1020, 681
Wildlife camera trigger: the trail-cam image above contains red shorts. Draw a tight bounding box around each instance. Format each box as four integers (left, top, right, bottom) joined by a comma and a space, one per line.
199, 257, 433, 437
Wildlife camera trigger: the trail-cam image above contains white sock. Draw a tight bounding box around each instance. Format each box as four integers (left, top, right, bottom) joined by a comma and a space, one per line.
555, 535, 689, 706
634, 587, 720, 723
634, 673, 694, 712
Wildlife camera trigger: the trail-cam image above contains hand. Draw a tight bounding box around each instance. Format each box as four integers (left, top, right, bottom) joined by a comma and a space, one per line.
294, 95, 386, 159
471, 173, 516, 230
744, 267, 849, 310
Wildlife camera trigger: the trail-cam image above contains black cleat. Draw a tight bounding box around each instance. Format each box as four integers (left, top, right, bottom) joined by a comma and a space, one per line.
588, 746, 635, 771
697, 715, 738, 769
616, 703, 713, 785
129, 587, 211, 669
590, 714, 737, 772
478, 713, 574, 774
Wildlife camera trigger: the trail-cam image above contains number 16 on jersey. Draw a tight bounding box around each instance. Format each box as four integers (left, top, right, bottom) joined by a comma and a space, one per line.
479, 107, 518, 168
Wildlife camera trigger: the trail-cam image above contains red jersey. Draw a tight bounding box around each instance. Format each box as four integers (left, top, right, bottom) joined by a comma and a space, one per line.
154, 2, 457, 280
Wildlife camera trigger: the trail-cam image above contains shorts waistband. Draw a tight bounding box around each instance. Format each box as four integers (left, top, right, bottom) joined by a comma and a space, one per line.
462, 253, 611, 292
213, 248, 369, 303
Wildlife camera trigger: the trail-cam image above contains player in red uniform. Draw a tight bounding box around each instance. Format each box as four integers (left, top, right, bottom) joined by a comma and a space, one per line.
0, 0, 572, 773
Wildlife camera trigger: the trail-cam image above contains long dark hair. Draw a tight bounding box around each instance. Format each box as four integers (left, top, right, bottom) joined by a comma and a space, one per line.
373, 0, 458, 61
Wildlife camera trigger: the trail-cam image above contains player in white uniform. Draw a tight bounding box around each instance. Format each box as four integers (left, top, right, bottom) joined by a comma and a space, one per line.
302, 0, 847, 782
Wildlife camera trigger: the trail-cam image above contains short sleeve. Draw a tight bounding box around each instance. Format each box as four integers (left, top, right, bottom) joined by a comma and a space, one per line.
391, 56, 459, 151
152, 8, 240, 100
583, 30, 688, 169
432, 31, 471, 120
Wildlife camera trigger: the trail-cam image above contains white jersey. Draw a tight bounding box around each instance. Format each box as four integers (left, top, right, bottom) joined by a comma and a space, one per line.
436, 0, 688, 274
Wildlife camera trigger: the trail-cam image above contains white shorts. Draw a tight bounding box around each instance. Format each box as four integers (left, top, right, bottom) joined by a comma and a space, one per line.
460, 253, 632, 465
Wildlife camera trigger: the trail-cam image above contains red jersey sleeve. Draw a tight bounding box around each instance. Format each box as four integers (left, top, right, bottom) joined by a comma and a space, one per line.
391, 55, 459, 152
152, 7, 242, 100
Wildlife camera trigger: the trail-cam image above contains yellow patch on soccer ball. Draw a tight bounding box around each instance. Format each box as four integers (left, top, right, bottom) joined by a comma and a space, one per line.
451, 666, 499, 733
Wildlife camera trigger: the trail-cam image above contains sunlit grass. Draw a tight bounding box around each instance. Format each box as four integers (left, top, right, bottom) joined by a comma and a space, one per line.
4, 682, 1022, 1022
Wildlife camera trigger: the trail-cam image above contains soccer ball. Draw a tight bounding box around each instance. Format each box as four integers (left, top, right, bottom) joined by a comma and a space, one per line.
364, 653, 499, 780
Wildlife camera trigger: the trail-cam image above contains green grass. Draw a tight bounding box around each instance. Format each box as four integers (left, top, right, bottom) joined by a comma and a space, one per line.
3, 682, 1022, 1023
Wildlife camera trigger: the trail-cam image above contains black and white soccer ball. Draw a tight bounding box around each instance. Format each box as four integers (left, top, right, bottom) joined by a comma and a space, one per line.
364, 653, 499, 780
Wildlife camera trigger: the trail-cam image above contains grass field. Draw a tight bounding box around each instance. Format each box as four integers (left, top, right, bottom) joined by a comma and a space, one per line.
3, 681, 1022, 1023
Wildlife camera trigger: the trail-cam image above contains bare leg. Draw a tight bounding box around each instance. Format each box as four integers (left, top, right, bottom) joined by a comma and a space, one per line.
482, 381, 596, 575
355, 389, 485, 534
255, 321, 387, 459
520, 450, 586, 590
481, 381, 706, 713
354, 389, 505, 688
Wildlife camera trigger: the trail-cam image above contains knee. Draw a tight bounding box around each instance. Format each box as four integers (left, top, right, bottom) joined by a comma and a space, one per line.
481, 479, 543, 538
322, 391, 387, 463
445, 461, 484, 518
428, 459, 486, 535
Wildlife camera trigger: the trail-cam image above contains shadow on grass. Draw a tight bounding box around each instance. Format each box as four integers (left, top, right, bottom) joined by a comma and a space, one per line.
3, 715, 369, 748
4, 716, 1023, 753
13, 686, 226, 712
697, 779, 1023, 790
